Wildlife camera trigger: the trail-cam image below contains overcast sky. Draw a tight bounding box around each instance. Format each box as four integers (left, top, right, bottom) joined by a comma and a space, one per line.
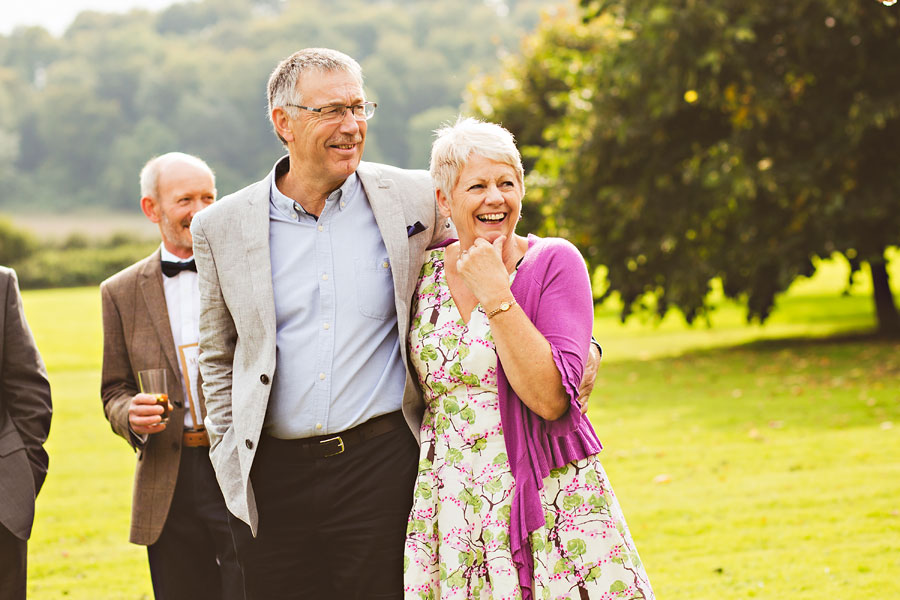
1, 0, 183, 36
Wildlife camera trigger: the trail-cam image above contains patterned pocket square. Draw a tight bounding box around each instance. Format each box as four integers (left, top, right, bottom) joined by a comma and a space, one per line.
407, 221, 426, 237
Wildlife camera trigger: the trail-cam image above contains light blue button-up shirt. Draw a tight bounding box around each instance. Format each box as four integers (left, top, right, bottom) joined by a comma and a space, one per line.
264, 157, 407, 439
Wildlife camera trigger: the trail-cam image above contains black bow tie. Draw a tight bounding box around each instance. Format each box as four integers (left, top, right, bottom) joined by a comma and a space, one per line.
161, 259, 197, 278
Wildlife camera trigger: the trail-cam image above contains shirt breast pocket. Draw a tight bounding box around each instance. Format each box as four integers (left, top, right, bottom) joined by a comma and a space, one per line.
355, 256, 396, 320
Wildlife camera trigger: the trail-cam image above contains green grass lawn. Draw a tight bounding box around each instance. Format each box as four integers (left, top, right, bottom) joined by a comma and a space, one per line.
18, 252, 900, 599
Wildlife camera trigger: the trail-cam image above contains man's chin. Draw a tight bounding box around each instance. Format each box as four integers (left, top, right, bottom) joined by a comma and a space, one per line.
334, 157, 362, 176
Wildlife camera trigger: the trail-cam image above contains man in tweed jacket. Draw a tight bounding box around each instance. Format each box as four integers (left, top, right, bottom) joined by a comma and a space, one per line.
100, 153, 242, 599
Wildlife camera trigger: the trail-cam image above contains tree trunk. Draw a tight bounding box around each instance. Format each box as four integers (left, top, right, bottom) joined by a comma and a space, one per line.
870, 251, 900, 337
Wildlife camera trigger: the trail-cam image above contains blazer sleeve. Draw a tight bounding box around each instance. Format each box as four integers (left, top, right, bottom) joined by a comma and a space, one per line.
529, 242, 594, 437
1, 268, 52, 494
191, 214, 237, 453
99, 280, 143, 449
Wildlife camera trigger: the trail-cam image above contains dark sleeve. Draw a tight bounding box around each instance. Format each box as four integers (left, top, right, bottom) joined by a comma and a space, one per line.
1, 268, 53, 494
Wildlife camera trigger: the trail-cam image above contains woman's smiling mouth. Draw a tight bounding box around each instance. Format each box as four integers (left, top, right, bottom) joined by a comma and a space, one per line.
477, 213, 507, 223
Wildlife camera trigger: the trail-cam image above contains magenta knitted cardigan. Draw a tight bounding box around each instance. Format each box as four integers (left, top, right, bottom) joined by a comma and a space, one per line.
499, 234, 603, 599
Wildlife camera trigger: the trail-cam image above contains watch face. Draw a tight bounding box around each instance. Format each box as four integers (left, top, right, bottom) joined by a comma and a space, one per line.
500, 302, 510, 310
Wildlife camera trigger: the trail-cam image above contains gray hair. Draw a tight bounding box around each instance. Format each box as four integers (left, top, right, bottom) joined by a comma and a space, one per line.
267, 48, 364, 145
429, 117, 525, 199
139, 152, 215, 199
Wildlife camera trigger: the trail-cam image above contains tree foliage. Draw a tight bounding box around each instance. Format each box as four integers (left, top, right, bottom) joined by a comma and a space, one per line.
468, 0, 900, 333
0, 0, 546, 211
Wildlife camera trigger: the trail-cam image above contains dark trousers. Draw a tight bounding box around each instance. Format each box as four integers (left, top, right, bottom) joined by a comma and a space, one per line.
147, 447, 244, 600
228, 422, 419, 600
0, 524, 26, 600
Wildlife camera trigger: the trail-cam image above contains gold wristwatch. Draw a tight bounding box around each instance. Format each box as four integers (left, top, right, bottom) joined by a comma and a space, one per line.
487, 299, 517, 318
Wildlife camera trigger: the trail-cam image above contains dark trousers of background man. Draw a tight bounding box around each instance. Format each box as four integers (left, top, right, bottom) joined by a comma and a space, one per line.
228, 417, 419, 600
147, 447, 244, 600
0, 524, 27, 600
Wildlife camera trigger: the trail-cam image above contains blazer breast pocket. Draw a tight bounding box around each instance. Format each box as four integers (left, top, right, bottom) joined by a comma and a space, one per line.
355, 256, 396, 320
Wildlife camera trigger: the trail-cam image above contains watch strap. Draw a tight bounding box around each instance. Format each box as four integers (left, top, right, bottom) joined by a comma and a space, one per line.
487, 299, 517, 318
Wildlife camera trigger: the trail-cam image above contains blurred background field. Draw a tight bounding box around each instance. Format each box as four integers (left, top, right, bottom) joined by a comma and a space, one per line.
4, 0, 899, 598
20, 256, 899, 599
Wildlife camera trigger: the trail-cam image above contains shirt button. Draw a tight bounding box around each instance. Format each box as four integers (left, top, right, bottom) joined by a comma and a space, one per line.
323, 323, 330, 330
322, 273, 328, 280
382, 261, 389, 268
315, 423, 323, 430
260, 374, 270, 384
245, 439, 253, 449
340, 202, 346, 208
319, 373, 326, 380
291, 212, 299, 221
318, 224, 324, 232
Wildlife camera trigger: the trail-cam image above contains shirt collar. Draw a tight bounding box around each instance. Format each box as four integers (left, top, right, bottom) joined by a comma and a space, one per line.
160, 244, 193, 263
269, 155, 360, 219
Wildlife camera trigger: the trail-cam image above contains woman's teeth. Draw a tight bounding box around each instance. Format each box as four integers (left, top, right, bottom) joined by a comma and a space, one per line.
477, 213, 506, 222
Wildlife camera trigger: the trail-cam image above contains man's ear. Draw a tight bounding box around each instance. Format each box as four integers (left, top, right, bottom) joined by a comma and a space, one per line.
140, 196, 161, 223
272, 107, 295, 143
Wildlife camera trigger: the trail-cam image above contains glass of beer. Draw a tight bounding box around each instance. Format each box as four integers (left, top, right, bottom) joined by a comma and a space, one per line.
138, 368, 171, 425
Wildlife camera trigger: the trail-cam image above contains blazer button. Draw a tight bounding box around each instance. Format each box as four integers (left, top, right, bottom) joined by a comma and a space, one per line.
260, 374, 270, 384
245, 439, 253, 450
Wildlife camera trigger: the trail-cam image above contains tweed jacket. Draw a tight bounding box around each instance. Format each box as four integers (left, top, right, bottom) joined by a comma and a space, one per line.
0, 267, 52, 541
191, 159, 447, 535
100, 249, 205, 545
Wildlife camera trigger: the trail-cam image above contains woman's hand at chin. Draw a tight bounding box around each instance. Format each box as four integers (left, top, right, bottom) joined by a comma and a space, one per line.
456, 236, 512, 308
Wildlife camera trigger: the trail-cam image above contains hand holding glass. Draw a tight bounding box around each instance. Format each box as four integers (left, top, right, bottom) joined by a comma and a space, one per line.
138, 369, 171, 425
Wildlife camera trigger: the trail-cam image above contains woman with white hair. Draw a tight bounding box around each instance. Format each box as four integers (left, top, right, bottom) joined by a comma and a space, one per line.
403, 118, 654, 600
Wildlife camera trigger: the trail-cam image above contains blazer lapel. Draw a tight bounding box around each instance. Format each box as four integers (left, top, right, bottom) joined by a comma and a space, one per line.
358, 163, 410, 303
138, 249, 181, 380
241, 180, 277, 342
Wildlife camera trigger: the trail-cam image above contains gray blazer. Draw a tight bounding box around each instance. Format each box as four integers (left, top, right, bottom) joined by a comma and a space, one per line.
191, 160, 447, 534
100, 250, 203, 545
0, 267, 52, 541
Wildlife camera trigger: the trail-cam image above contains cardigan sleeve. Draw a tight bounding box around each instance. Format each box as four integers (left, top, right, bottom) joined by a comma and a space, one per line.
526, 239, 594, 437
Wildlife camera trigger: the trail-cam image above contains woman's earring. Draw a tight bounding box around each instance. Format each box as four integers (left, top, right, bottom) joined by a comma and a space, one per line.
445, 218, 452, 229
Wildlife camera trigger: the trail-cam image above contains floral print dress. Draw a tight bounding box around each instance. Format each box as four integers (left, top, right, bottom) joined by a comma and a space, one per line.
404, 249, 654, 600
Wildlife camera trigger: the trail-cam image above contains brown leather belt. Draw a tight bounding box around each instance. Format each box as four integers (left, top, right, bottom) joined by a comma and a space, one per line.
183, 428, 210, 448
261, 411, 407, 459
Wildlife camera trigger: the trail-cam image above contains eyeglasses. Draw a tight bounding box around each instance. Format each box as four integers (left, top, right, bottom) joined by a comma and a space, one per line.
285, 102, 377, 122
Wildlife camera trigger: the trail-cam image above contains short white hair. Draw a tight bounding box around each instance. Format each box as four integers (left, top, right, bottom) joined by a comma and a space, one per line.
430, 117, 524, 199
267, 48, 364, 146
139, 152, 215, 199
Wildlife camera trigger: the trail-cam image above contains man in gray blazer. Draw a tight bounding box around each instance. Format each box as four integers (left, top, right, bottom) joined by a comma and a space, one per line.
192, 47, 448, 599
192, 47, 600, 599
101, 153, 243, 599
0, 266, 52, 600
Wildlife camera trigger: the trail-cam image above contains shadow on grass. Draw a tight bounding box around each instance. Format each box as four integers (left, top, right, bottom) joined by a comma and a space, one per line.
727, 329, 899, 353
598, 328, 899, 434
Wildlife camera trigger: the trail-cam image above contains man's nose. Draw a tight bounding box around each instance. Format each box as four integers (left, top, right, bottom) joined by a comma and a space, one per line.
338, 108, 361, 132
189, 199, 208, 216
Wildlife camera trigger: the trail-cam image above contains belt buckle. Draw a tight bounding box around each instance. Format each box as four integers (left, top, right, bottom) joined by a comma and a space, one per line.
320, 436, 344, 457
